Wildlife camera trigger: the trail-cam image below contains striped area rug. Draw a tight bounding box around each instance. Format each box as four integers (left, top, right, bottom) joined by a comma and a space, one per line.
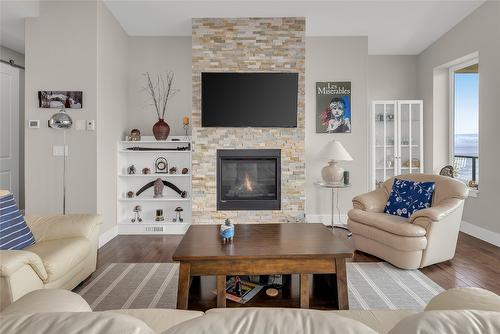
75, 263, 179, 311
347, 262, 443, 310
75, 262, 442, 311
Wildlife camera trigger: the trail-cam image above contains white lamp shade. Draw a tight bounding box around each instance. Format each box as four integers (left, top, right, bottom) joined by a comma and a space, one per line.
321, 140, 353, 161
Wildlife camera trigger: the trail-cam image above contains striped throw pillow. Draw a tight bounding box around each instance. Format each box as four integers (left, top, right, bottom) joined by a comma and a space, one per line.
0, 193, 35, 250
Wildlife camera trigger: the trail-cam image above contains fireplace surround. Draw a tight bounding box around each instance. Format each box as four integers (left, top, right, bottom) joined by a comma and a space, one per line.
217, 149, 281, 210
191, 17, 305, 223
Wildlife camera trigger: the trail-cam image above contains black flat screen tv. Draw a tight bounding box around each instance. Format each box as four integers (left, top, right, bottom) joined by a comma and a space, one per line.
201, 72, 298, 127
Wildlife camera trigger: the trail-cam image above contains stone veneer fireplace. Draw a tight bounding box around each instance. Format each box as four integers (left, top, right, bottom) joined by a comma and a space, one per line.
191, 17, 305, 223
217, 149, 281, 211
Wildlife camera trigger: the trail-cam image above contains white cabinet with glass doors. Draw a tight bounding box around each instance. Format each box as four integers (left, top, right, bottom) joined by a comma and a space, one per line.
371, 100, 423, 189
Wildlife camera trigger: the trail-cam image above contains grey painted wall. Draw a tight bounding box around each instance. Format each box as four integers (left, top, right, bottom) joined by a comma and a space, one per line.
417, 1, 500, 234
368, 55, 419, 101
97, 2, 129, 235
25, 1, 99, 214
305, 37, 368, 217
126, 37, 192, 136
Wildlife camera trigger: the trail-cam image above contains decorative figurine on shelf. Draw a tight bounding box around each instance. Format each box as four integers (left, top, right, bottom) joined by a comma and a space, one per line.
126, 191, 135, 198
220, 219, 235, 243
131, 205, 142, 223
127, 165, 136, 175
155, 209, 164, 221
468, 180, 478, 189
142, 167, 151, 175
169, 166, 177, 174
153, 178, 164, 198
135, 178, 188, 198
155, 157, 168, 174
181, 167, 189, 175
129, 129, 141, 141
183, 116, 190, 137
173, 207, 184, 222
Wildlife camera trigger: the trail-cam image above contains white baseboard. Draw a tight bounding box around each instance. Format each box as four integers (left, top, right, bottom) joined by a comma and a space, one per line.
306, 214, 348, 225
460, 221, 500, 247
98, 226, 118, 248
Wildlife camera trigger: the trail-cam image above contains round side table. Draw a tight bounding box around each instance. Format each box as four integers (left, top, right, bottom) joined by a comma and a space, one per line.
314, 182, 352, 237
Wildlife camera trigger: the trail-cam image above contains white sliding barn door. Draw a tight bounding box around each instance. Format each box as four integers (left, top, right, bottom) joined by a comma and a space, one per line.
0, 63, 20, 200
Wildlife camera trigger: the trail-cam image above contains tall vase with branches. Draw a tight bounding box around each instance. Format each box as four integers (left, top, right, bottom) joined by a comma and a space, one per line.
145, 71, 178, 140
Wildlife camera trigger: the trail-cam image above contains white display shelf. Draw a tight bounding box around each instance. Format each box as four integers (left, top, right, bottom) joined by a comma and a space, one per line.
118, 197, 190, 202
371, 100, 423, 189
118, 174, 190, 178
119, 150, 191, 154
118, 220, 190, 225
120, 136, 191, 143
117, 137, 192, 235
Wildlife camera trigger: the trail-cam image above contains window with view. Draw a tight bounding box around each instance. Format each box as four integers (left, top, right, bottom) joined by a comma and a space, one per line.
450, 61, 479, 189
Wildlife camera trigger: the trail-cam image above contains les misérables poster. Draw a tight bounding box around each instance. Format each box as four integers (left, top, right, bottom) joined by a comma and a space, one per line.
316, 82, 351, 133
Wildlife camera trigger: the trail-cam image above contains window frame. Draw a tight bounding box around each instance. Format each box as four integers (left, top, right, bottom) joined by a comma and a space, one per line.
448, 58, 479, 195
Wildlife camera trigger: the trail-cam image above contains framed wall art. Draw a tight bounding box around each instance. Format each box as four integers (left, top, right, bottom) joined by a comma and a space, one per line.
38, 91, 83, 109
316, 82, 351, 133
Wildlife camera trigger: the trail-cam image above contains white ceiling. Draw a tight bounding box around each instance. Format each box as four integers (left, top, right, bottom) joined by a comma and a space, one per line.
0, 1, 485, 55
104, 0, 485, 55
0, 1, 39, 54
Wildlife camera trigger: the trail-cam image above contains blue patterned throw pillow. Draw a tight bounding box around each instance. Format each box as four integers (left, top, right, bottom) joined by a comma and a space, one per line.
384, 178, 435, 218
0, 193, 35, 250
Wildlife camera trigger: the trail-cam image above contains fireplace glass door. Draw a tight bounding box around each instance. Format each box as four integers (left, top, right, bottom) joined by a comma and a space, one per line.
217, 149, 281, 210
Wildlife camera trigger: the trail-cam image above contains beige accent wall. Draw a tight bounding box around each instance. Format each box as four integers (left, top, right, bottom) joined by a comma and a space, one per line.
126, 37, 192, 136
417, 1, 500, 234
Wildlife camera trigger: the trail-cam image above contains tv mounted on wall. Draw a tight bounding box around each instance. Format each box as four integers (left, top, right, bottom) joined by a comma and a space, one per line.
201, 72, 298, 127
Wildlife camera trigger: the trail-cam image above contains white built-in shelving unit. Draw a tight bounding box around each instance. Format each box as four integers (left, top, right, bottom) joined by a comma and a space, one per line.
371, 100, 423, 189
117, 136, 192, 234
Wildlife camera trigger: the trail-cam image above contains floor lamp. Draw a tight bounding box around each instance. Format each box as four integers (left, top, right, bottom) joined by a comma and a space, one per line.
48, 108, 73, 215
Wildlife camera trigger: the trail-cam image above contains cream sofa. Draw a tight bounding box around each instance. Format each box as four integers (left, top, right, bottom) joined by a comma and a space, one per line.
0, 287, 499, 334
0, 212, 102, 310
347, 174, 468, 269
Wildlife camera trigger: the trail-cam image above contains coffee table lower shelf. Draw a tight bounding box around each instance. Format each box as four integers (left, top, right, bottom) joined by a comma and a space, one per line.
175, 257, 349, 310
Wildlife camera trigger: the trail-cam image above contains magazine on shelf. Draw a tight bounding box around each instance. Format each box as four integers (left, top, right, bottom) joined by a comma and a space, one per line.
212, 276, 264, 304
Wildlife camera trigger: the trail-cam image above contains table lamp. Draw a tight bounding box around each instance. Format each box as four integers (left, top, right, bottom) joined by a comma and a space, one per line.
320, 140, 353, 184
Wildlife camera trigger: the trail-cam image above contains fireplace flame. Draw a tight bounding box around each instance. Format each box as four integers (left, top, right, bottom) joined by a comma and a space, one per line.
244, 173, 253, 192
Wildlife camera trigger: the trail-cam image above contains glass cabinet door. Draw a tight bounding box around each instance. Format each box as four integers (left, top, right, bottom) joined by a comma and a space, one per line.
373, 101, 397, 188
397, 101, 423, 175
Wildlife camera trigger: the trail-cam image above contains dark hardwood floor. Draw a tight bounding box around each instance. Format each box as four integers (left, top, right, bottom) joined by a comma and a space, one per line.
97, 231, 500, 311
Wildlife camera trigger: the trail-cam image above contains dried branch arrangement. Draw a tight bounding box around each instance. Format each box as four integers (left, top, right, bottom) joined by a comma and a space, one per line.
144, 71, 179, 120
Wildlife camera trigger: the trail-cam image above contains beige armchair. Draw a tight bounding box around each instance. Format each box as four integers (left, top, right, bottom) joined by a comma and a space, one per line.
347, 174, 468, 269
0, 214, 102, 310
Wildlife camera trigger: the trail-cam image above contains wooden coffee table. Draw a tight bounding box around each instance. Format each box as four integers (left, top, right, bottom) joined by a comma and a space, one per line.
172, 223, 354, 310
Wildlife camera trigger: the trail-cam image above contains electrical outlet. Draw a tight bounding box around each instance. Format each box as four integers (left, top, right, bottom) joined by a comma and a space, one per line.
86, 120, 95, 131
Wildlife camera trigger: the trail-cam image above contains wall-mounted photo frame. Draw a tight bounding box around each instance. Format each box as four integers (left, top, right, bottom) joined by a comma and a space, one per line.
316, 82, 351, 133
38, 91, 83, 109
